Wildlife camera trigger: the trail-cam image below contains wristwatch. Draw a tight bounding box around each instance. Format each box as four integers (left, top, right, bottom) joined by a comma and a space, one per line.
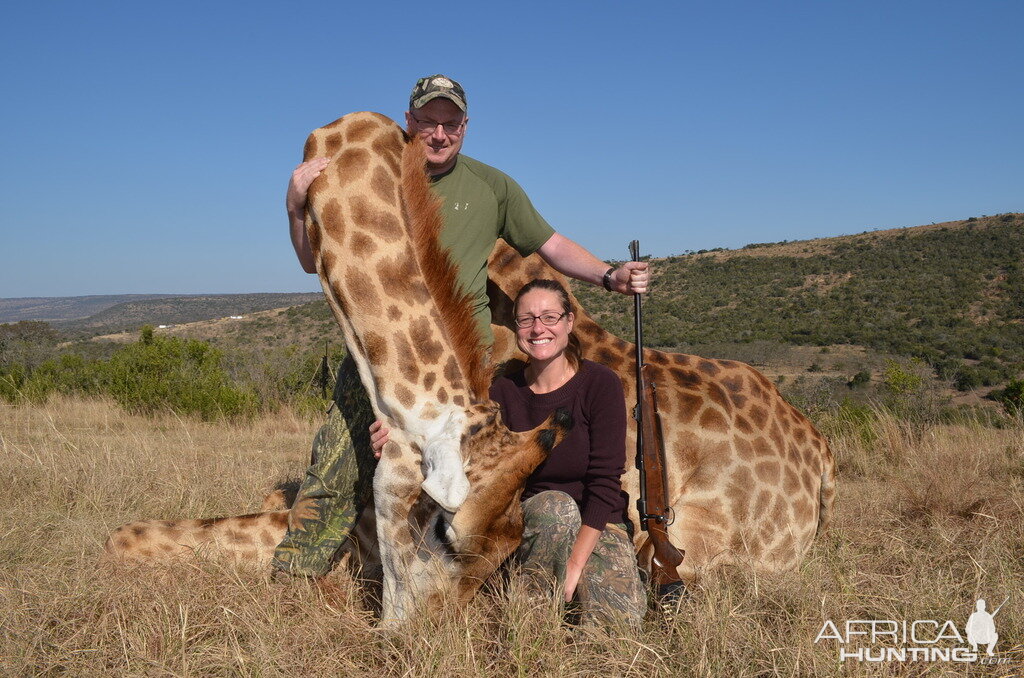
602, 266, 616, 291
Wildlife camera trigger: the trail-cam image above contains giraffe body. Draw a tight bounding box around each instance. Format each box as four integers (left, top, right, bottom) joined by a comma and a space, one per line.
486, 244, 836, 577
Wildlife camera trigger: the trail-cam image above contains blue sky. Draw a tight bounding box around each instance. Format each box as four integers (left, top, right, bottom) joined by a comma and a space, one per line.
1, 1, 1021, 297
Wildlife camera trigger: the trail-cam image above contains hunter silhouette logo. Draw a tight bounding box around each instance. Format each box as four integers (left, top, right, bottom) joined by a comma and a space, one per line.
815, 596, 1011, 664
966, 597, 1006, 656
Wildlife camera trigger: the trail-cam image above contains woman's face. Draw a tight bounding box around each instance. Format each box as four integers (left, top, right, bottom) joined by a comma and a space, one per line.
514, 288, 574, 364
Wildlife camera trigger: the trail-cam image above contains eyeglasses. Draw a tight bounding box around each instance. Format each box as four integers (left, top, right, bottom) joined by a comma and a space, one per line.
514, 312, 567, 329
409, 112, 466, 136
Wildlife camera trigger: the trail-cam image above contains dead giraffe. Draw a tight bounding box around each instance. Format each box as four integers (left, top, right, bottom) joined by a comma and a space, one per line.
486, 243, 836, 579
105, 112, 834, 610
104, 112, 570, 623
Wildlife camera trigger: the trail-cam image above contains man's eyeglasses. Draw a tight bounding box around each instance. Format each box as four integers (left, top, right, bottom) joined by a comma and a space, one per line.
410, 112, 466, 135
514, 312, 567, 329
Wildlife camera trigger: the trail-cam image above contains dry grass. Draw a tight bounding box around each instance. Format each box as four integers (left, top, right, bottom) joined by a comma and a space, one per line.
2, 396, 1022, 676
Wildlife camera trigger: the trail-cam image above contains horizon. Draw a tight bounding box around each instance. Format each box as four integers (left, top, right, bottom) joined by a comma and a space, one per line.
2, 1, 1021, 298
1, 211, 1015, 299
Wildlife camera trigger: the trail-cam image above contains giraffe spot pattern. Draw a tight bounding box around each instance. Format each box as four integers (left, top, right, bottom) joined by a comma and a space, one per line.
698, 360, 720, 377
672, 368, 702, 389
755, 461, 781, 485
749, 405, 768, 429
443, 356, 464, 390
410, 317, 444, 365
394, 383, 415, 409
707, 382, 732, 413
699, 408, 728, 432
783, 467, 801, 495
378, 255, 420, 299
391, 331, 416, 373
349, 232, 377, 258
736, 415, 753, 435
650, 351, 670, 365
345, 267, 382, 317
318, 199, 345, 241
371, 165, 397, 206
348, 195, 403, 242
324, 132, 343, 155
677, 393, 703, 423
387, 305, 402, 321
371, 134, 401, 175
344, 118, 378, 143
336, 148, 371, 185
398, 346, 420, 383
753, 436, 774, 457
364, 331, 388, 366
595, 347, 623, 368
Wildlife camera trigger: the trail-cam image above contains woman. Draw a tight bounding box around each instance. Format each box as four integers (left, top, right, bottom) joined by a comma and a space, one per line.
370, 279, 646, 625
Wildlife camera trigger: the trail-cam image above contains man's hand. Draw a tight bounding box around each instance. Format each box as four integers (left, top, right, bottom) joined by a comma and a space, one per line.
288, 157, 330, 274
536, 233, 652, 296
369, 420, 390, 460
610, 261, 650, 295
287, 157, 330, 216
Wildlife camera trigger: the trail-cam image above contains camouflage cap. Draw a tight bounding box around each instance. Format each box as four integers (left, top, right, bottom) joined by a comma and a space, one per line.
409, 74, 467, 112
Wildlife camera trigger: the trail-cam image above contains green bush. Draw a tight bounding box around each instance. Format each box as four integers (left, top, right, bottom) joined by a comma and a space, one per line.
100, 329, 258, 420
848, 370, 871, 389
883, 359, 924, 395
991, 380, 1024, 416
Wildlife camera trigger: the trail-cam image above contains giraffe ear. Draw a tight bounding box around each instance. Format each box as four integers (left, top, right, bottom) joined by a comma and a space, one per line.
420, 436, 470, 513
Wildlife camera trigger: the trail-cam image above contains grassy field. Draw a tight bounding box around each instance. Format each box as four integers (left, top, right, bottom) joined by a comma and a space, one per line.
1, 396, 1022, 676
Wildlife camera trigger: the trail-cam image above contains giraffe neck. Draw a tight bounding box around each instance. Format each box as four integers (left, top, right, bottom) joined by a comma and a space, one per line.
304, 112, 487, 510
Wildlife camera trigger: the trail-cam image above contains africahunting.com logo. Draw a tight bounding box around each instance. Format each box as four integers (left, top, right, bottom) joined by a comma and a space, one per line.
814, 597, 1011, 665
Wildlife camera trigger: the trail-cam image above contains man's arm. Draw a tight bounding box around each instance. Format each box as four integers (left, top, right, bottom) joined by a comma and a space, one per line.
536, 233, 649, 294
287, 157, 330, 274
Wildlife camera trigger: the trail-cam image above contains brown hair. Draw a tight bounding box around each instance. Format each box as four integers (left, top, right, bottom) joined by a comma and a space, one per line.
513, 279, 583, 369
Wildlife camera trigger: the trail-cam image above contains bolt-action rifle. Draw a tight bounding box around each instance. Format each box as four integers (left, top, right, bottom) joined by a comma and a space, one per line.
629, 240, 685, 598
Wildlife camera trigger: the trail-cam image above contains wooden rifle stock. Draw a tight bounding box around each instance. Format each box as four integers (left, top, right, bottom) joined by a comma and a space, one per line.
629, 240, 684, 592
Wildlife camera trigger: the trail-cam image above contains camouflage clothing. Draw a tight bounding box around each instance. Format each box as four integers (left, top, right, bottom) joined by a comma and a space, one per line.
271, 357, 376, 577
410, 74, 467, 111
514, 491, 646, 627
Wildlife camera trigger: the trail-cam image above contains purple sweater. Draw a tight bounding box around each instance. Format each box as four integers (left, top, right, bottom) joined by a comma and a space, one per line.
489, 359, 629, 531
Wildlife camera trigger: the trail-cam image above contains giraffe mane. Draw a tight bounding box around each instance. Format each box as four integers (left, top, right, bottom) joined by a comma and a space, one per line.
400, 140, 490, 401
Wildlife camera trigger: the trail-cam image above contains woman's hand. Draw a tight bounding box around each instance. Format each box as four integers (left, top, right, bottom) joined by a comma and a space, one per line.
563, 524, 601, 602
369, 420, 390, 460
563, 560, 584, 602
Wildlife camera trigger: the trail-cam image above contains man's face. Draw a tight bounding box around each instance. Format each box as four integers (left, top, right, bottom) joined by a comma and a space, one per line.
405, 98, 468, 175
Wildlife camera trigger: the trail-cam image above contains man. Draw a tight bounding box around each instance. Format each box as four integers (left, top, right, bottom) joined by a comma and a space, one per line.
274, 75, 649, 577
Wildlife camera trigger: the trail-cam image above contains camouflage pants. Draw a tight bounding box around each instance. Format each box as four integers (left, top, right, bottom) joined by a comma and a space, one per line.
514, 491, 646, 627
271, 357, 376, 577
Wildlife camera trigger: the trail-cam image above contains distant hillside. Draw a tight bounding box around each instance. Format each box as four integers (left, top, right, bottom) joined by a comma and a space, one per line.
0, 295, 179, 323
93, 300, 342, 352
25, 214, 1022, 395
57, 293, 322, 336
573, 213, 1023, 388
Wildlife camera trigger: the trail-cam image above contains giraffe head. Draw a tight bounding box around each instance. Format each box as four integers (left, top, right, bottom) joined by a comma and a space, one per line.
375, 402, 572, 621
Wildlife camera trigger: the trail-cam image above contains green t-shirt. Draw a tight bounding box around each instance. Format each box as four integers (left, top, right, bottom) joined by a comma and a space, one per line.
431, 154, 555, 343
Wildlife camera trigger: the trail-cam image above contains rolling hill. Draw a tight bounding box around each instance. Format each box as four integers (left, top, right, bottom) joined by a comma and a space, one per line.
5, 214, 1022, 395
